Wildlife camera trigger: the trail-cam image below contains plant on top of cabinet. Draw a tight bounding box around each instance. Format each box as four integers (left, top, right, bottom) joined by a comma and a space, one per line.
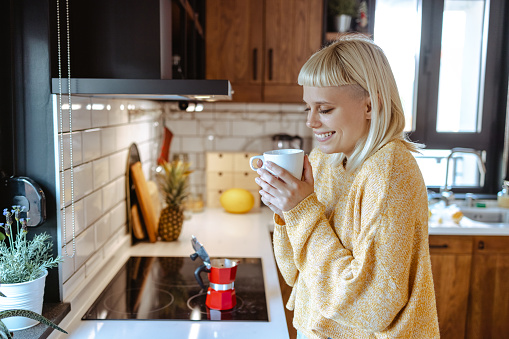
328, 0, 357, 33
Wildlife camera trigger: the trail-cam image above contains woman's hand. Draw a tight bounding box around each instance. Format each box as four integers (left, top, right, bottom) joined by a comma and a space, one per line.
255, 155, 314, 220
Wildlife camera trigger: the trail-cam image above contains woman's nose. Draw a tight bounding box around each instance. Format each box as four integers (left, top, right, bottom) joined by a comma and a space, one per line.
306, 111, 321, 128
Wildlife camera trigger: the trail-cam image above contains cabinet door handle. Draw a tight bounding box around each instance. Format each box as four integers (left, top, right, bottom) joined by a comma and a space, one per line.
268, 48, 273, 81
253, 48, 258, 80
429, 244, 449, 249
478, 241, 485, 250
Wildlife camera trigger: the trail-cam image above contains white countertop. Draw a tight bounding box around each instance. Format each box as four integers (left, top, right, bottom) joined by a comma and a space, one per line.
49, 207, 289, 339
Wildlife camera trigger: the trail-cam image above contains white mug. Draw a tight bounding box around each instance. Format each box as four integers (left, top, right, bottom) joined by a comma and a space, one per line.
249, 149, 304, 179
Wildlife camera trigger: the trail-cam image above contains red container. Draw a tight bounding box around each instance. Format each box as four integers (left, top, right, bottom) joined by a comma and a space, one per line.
205, 259, 239, 310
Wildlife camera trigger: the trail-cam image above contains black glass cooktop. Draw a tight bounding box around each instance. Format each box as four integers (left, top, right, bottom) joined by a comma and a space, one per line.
82, 256, 268, 321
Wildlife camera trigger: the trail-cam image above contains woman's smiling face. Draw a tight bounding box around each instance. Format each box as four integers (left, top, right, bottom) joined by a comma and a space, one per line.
304, 85, 372, 157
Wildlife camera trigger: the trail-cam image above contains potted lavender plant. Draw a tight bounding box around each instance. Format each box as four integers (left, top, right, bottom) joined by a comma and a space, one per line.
0, 206, 62, 331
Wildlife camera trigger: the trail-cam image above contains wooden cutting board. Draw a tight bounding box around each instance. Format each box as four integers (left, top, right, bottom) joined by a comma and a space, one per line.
131, 204, 146, 240
130, 162, 157, 243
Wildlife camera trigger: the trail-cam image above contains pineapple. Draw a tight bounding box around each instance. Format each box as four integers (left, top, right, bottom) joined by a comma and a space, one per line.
157, 159, 192, 241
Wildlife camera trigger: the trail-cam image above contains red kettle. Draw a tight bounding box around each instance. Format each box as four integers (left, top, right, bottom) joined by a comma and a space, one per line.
190, 236, 239, 310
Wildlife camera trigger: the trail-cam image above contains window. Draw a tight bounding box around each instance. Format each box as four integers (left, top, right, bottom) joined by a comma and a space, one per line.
374, 0, 507, 193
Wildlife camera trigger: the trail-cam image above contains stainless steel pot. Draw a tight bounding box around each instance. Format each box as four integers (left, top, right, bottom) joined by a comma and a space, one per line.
272, 134, 303, 150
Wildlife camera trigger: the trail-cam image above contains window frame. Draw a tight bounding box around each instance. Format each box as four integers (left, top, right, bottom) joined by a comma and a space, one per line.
408, 0, 508, 194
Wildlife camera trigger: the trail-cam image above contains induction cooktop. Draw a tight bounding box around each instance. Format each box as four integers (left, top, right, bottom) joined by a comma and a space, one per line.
82, 256, 268, 321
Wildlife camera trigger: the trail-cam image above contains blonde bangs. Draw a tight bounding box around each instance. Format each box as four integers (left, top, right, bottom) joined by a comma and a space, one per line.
298, 46, 357, 88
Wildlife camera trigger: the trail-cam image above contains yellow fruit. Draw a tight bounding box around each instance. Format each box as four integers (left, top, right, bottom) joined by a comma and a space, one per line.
452, 211, 463, 224
220, 188, 255, 214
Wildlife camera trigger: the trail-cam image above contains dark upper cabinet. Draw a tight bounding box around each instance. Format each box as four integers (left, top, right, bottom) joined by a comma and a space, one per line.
49, 0, 204, 80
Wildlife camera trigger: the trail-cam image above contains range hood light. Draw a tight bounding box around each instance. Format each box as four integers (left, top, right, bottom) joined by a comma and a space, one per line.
186, 103, 196, 112
51, 78, 232, 101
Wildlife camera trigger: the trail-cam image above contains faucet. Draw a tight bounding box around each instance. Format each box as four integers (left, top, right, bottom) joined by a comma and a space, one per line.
440, 147, 487, 205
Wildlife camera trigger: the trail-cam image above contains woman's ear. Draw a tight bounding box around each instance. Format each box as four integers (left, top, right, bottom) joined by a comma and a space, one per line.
365, 96, 372, 120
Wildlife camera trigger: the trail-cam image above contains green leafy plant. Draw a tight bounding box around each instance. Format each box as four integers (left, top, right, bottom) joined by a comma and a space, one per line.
328, 0, 357, 17
0, 291, 67, 339
0, 206, 62, 284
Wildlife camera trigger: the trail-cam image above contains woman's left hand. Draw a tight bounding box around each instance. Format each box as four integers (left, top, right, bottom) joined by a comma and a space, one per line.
255, 155, 314, 214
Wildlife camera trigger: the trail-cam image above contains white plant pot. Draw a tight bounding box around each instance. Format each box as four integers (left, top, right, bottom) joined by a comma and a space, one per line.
0, 270, 48, 331
334, 14, 352, 32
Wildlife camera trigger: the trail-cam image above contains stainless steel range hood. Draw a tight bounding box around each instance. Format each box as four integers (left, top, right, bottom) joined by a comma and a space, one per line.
51, 78, 232, 102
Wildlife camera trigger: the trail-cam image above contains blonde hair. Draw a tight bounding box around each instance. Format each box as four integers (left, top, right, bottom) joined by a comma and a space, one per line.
298, 34, 422, 172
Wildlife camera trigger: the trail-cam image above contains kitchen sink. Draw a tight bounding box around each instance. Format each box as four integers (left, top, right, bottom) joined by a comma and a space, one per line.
459, 207, 509, 228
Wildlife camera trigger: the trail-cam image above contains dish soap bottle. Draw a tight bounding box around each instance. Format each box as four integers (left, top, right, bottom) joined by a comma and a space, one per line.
498, 181, 509, 208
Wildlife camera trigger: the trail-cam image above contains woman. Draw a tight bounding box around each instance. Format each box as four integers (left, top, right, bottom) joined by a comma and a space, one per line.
255, 34, 440, 338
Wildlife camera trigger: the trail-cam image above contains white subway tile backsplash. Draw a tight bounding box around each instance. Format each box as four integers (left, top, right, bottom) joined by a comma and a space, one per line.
247, 103, 279, 112
82, 129, 101, 163
171, 120, 198, 135
56, 96, 92, 132
198, 120, 230, 137
62, 199, 85, 243
181, 136, 215, 153
60, 254, 75, 283
116, 125, 131, 150
62, 264, 85, 301
74, 226, 95, 270
109, 151, 127, 180
84, 189, 103, 226
214, 103, 247, 112
59, 96, 162, 301
73, 162, 94, 200
60, 132, 82, 169
281, 103, 306, 113
91, 109, 109, 128
108, 103, 129, 125
264, 120, 299, 136
109, 201, 127, 236
93, 157, 109, 190
94, 212, 111, 250
101, 127, 117, 156
84, 249, 104, 279
101, 181, 117, 213
231, 120, 264, 137
102, 227, 130, 261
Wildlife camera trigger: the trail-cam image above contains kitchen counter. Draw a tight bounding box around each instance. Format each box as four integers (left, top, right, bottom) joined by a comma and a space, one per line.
46, 206, 508, 339
48, 207, 289, 339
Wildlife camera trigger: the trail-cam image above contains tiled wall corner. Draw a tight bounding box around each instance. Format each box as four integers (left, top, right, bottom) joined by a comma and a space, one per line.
55, 95, 162, 300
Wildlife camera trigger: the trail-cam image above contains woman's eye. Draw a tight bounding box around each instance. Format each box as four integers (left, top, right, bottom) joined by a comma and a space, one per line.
319, 109, 332, 114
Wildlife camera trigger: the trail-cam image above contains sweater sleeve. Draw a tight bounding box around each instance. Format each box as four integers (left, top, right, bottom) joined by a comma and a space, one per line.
273, 215, 299, 288
283, 152, 425, 333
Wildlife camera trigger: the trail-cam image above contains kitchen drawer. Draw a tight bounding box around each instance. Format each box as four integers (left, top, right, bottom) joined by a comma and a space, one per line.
206, 171, 234, 190
233, 171, 259, 190
206, 152, 234, 172
473, 236, 509, 254
429, 235, 474, 254
233, 152, 259, 172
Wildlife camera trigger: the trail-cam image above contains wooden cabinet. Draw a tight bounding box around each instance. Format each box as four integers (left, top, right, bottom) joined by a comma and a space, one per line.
466, 236, 509, 339
205, 0, 323, 103
429, 235, 473, 339
430, 235, 509, 339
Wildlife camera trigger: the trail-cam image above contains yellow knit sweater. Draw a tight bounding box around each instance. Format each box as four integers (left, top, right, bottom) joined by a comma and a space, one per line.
273, 140, 440, 338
